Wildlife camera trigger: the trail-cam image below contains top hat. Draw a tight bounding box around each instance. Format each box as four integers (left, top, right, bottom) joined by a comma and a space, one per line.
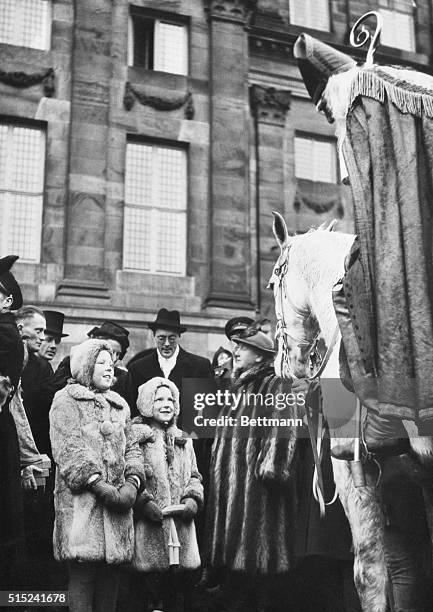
224, 316, 254, 340
87, 321, 130, 357
148, 309, 187, 334
294, 34, 355, 104
43, 310, 69, 338
232, 330, 275, 356
0, 255, 23, 310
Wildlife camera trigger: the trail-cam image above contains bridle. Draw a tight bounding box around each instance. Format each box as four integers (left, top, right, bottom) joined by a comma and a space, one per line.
272, 244, 340, 516
273, 247, 321, 379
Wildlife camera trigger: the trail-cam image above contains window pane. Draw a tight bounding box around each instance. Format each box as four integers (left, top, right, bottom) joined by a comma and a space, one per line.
295, 136, 337, 183
0, 0, 15, 45
156, 147, 187, 211
20, 0, 50, 50
380, 8, 415, 51
0, 125, 45, 262
289, 0, 330, 31
0, 0, 50, 50
125, 143, 152, 206
6, 194, 42, 260
124, 142, 187, 274
123, 206, 152, 270
154, 22, 188, 75
156, 211, 186, 275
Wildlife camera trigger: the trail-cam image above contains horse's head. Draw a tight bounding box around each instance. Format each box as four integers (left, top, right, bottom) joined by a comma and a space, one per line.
269, 213, 340, 379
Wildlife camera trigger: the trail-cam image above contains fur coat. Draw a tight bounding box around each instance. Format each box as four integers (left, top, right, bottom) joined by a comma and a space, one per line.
49, 383, 144, 565
205, 362, 299, 575
131, 418, 203, 572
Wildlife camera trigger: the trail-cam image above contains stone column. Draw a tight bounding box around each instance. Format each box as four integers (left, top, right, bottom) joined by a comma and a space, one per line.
204, 0, 255, 310
249, 85, 290, 313
57, 0, 111, 299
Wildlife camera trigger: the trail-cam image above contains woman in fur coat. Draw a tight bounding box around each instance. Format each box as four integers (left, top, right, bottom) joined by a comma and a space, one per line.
205, 330, 299, 611
49, 339, 145, 612
128, 377, 203, 612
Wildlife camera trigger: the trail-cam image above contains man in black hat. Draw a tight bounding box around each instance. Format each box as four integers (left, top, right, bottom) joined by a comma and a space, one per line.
39, 310, 69, 367
52, 320, 132, 406
0, 255, 26, 588
128, 308, 214, 415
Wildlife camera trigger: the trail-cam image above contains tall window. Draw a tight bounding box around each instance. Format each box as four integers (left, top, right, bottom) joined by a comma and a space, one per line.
294, 136, 337, 183
379, 1, 415, 52
289, 0, 330, 31
0, 0, 51, 50
124, 142, 187, 275
0, 124, 46, 262
128, 11, 188, 76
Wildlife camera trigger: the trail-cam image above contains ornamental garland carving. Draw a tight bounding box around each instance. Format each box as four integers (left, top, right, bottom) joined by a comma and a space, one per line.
123, 81, 194, 119
249, 85, 291, 123
0, 67, 54, 97
206, 0, 257, 23
294, 189, 344, 218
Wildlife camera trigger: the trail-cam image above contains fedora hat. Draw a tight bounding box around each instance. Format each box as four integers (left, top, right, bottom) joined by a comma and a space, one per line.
224, 316, 254, 340
87, 320, 130, 358
232, 330, 275, 356
148, 308, 187, 334
43, 310, 69, 338
0, 255, 22, 310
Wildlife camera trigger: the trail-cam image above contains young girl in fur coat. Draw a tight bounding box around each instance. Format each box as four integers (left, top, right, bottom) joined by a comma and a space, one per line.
128, 377, 203, 612
49, 339, 144, 612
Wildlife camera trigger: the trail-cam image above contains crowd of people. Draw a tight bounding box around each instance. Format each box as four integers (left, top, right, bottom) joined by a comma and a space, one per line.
0, 254, 365, 612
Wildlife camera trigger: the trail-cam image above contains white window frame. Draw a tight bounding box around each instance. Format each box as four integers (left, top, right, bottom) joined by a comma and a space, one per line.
127, 12, 188, 76
289, 0, 330, 32
0, 0, 51, 50
0, 124, 45, 263
123, 142, 187, 276
294, 135, 338, 184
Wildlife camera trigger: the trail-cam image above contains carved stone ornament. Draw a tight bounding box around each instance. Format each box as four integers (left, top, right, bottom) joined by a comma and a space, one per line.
294, 189, 344, 218
123, 81, 194, 119
206, 0, 257, 24
249, 84, 291, 124
0, 67, 54, 97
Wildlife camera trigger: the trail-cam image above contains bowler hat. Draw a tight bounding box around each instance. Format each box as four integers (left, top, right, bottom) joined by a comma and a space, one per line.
87, 320, 130, 358
148, 309, 187, 334
224, 316, 254, 340
43, 310, 69, 338
0, 255, 22, 310
233, 330, 275, 356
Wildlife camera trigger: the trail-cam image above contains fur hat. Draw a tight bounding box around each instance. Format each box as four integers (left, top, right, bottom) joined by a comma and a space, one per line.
137, 377, 180, 419
70, 339, 113, 388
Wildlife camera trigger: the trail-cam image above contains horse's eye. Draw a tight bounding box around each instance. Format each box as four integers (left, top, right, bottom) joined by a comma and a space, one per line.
267, 281, 274, 291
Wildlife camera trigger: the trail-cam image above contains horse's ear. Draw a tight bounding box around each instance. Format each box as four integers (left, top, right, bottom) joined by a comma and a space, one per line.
272, 211, 291, 249
327, 220, 337, 231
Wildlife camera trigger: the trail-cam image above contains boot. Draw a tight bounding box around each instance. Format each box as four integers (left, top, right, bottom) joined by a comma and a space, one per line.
331, 409, 410, 460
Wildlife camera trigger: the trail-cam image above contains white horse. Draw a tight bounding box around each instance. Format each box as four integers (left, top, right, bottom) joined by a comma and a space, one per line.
269, 212, 433, 612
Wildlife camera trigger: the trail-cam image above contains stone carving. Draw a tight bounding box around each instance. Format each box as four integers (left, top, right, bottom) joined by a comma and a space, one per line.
249, 84, 291, 124
206, 0, 257, 23
0, 67, 54, 97
294, 190, 344, 218
123, 82, 194, 119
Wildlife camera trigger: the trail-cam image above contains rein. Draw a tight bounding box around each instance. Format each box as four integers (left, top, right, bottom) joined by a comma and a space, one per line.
273, 247, 339, 516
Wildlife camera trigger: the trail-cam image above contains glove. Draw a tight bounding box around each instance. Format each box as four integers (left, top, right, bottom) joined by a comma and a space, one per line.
89, 477, 130, 513
135, 494, 163, 523
21, 465, 44, 491
116, 477, 139, 510
181, 498, 198, 521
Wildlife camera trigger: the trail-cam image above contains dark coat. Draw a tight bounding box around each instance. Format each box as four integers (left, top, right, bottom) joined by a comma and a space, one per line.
128, 347, 214, 416
21, 353, 56, 456
0, 311, 25, 586
53, 356, 134, 410
205, 362, 298, 575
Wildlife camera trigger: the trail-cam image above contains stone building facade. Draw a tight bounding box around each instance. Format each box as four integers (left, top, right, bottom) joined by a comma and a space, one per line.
0, 0, 431, 363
